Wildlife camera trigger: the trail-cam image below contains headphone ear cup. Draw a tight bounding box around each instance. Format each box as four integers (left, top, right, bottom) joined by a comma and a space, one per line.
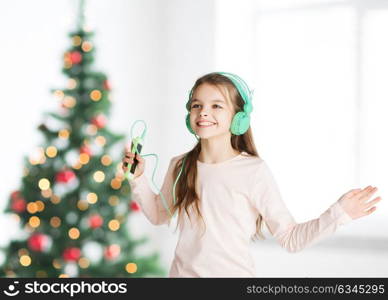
230, 112, 250, 135
185, 114, 195, 134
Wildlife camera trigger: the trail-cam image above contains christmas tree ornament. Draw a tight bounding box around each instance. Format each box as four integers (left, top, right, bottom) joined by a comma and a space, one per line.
62, 247, 81, 262
27, 233, 52, 252
88, 214, 103, 229
130, 201, 141, 212
80, 145, 92, 156
103, 80, 111, 91
70, 51, 82, 64
90, 114, 107, 128
104, 244, 120, 260
11, 198, 26, 213
55, 170, 76, 183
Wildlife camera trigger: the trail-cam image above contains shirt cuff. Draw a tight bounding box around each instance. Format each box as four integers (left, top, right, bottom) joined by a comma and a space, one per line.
331, 201, 353, 225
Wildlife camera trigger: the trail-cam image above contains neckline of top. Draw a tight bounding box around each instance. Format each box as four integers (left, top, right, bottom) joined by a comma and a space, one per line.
197, 151, 247, 166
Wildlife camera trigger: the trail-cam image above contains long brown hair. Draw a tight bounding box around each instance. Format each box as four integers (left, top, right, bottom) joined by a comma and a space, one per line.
170, 72, 265, 240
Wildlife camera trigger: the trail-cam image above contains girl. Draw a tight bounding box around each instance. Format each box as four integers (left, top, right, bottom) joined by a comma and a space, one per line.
122, 72, 382, 278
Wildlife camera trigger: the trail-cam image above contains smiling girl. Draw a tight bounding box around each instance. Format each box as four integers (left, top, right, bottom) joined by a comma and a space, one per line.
122, 72, 382, 277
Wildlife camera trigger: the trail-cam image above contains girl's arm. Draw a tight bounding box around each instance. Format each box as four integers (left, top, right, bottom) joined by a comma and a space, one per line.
252, 161, 354, 253
128, 155, 181, 226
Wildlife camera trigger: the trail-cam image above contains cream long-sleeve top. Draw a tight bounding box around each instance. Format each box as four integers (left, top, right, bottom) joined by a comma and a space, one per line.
128, 151, 353, 277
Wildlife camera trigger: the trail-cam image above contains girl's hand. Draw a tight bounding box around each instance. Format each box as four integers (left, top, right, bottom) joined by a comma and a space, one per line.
338, 186, 382, 220
122, 144, 145, 179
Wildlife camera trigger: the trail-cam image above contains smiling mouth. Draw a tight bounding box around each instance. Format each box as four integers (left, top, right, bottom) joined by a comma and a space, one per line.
196, 122, 216, 128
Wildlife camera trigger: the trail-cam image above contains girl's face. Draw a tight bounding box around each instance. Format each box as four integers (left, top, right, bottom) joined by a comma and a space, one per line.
189, 83, 235, 139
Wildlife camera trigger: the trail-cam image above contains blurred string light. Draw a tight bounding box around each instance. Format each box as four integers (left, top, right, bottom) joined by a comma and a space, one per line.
68, 78, 77, 89
26, 201, 45, 214
58, 129, 70, 139
52, 259, 61, 269
63, 96, 77, 108
64, 52, 72, 69
110, 178, 121, 190
125, 263, 137, 274
108, 219, 120, 231
35, 201, 45, 212
85, 124, 98, 135
86, 193, 98, 204
53, 90, 65, 100
20, 255, 31, 267
73, 161, 83, 170
50, 195, 61, 204
95, 136, 106, 146
68, 227, 80, 239
101, 155, 112, 166
79, 153, 89, 165
41, 188, 52, 198
50, 216, 61, 228
77, 200, 89, 211
90, 90, 101, 102
108, 196, 119, 206
27, 202, 38, 214
81, 41, 93, 52
72, 35, 82, 46
38, 178, 50, 190
29, 147, 46, 165
18, 249, 29, 257
78, 257, 90, 269
93, 171, 105, 183
29, 216, 40, 228
46, 146, 57, 158
36, 270, 47, 278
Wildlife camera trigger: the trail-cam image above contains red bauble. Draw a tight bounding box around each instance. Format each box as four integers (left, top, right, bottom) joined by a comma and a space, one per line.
11, 190, 21, 199
88, 214, 103, 229
11, 198, 26, 213
56, 170, 76, 183
91, 114, 107, 129
63, 247, 81, 262
80, 145, 92, 156
70, 51, 82, 64
104, 244, 120, 260
130, 201, 141, 212
28, 233, 50, 252
103, 80, 111, 91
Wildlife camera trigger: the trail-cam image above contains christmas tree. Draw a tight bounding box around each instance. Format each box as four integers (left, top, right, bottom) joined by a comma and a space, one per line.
0, 0, 166, 278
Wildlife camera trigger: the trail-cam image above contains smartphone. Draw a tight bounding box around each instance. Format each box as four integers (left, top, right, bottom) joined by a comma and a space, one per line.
125, 136, 143, 180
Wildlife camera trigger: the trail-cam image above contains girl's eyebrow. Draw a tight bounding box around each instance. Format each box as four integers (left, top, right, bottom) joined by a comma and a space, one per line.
191, 99, 225, 104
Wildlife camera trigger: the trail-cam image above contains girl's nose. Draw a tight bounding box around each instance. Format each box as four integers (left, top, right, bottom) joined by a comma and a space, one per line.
199, 109, 209, 117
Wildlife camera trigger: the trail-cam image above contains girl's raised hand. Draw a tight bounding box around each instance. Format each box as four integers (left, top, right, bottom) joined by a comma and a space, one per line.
122, 143, 145, 179
338, 186, 382, 220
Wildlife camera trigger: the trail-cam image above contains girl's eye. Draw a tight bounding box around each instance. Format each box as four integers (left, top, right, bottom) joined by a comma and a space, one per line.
191, 104, 222, 109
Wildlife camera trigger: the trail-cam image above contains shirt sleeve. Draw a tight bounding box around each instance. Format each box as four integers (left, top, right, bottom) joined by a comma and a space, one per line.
128, 155, 181, 226
251, 160, 353, 253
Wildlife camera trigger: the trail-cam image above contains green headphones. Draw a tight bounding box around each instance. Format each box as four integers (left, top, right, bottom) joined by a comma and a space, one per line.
185, 72, 254, 136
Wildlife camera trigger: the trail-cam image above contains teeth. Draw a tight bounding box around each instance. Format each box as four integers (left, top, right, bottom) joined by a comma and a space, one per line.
197, 122, 215, 126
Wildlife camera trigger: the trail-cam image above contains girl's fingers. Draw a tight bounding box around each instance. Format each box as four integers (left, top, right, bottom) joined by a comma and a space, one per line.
124, 151, 135, 157
122, 157, 134, 164
363, 197, 382, 209
364, 206, 377, 215
359, 187, 378, 202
